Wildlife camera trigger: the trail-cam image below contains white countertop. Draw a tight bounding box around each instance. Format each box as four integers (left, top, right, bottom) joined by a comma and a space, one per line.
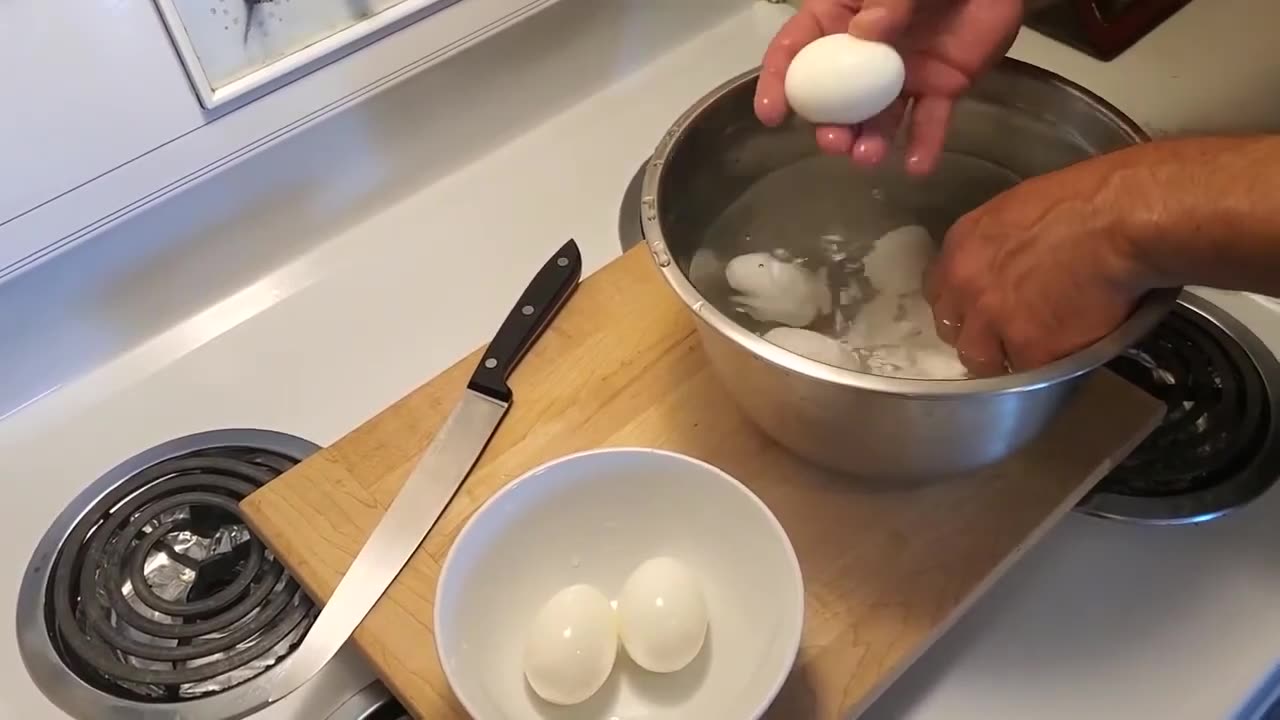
4, 0, 1280, 718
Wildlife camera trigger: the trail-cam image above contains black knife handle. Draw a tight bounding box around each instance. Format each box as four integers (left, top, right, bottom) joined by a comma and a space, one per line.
467, 239, 582, 403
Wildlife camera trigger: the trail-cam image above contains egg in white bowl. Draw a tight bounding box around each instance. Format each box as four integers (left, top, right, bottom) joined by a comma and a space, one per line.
434, 448, 804, 720
523, 583, 619, 705
616, 556, 710, 674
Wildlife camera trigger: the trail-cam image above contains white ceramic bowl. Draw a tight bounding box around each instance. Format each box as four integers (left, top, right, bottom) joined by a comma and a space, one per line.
434, 448, 805, 720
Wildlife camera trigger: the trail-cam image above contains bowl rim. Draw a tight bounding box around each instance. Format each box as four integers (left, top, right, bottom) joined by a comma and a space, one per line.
433, 446, 805, 719
640, 60, 1182, 399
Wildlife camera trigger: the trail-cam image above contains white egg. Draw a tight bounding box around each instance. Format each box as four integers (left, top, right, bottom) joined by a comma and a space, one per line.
844, 292, 969, 379
726, 252, 827, 327
784, 34, 905, 126
845, 292, 919, 348
523, 584, 618, 706
725, 252, 814, 299
862, 225, 935, 294
764, 327, 857, 369
616, 556, 709, 674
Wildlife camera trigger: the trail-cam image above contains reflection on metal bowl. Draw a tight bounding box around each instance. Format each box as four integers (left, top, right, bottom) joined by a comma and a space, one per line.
640, 60, 1179, 480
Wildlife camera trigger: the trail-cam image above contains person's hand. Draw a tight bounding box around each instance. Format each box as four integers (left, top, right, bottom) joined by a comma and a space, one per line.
924, 155, 1155, 376
754, 0, 1024, 175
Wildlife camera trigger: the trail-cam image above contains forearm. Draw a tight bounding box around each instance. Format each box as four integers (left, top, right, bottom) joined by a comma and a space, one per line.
1109, 135, 1280, 295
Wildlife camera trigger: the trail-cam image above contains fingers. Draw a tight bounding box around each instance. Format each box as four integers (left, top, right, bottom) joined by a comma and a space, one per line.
930, 293, 965, 346
852, 98, 907, 166
847, 0, 915, 42
929, 216, 1001, 374
926, 253, 967, 345
755, 11, 824, 127
925, 217, 966, 307
1003, 335, 1052, 374
816, 125, 856, 155
953, 313, 1008, 377
758, 0, 946, 175
904, 95, 952, 176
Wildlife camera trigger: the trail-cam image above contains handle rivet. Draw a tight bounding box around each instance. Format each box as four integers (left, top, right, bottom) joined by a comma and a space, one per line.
556, 257, 569, 267
484, 358, 498, 369
521, 305, 535, 316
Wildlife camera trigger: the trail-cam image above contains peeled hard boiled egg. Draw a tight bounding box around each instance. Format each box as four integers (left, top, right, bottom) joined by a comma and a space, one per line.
726, 252, 830, 327
523, 584, 618, 705
862, 225, 935, 294
616, 556, 709, 674
785, 34, 905, 126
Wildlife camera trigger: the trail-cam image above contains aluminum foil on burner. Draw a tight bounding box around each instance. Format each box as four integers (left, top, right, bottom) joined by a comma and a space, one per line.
47, 449, 318, 702
110, 507, 308, 697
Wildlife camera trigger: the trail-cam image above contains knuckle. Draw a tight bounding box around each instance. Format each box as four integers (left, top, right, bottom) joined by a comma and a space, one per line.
1003, 323, 1055, 372
973, 292, 1004, 320
943, 257, 981, 298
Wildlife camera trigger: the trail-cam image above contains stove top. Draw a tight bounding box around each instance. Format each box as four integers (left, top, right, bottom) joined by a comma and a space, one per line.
17, 429, 323, 720
1080, 293, 1280, 524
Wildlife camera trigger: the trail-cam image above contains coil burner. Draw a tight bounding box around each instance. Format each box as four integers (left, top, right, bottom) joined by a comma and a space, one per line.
18, 429, 321, 720
1079, 294, 1280, 524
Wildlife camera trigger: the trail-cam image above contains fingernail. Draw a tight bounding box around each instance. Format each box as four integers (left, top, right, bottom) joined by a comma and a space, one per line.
906, 153, 931, 175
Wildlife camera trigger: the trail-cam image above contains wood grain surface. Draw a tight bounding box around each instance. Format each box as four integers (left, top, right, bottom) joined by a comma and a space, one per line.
241, 245, 1164, 719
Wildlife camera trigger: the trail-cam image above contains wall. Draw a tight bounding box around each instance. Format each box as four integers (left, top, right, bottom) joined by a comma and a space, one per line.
0, 0, 558, 280
0, 0, 755, 418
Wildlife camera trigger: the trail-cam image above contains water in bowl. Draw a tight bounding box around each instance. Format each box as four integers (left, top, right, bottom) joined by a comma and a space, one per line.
691, 151, 1021, 380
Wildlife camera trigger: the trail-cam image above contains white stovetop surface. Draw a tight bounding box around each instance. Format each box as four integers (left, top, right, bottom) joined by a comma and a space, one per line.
4, 0, 1280, 718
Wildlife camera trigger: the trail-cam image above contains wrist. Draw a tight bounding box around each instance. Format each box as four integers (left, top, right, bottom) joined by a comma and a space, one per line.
1112, 196, 1170, 293
1095, 145, 1177, 293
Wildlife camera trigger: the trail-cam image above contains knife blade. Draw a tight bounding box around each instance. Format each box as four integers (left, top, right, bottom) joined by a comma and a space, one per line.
268, 238, 582, 701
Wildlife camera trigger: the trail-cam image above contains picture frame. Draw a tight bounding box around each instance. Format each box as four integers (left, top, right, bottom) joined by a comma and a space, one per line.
154, 0, 460, 109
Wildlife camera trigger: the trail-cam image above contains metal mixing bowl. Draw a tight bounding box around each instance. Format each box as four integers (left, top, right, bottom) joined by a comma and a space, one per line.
640, 59, 1178, 480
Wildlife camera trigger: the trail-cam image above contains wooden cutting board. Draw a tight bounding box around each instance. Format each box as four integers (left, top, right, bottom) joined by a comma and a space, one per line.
241, 245, 1164, 719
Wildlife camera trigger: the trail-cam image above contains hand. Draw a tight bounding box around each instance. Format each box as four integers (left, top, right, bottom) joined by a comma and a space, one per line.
754, 0, 1024, 175
924, 155, 1154, 376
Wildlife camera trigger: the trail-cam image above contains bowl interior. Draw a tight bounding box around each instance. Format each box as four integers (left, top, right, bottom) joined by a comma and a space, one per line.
657, 59, 1145, 277
646, 60, 1177, 393
435, 448, 804, 720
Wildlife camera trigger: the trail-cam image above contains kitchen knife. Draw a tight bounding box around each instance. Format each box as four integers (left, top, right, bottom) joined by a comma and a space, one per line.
268, 239, 582, 701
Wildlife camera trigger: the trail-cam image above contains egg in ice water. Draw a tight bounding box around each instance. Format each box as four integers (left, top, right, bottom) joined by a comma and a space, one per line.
784, 34, 905, 126
523, 584, 618, 705
617, 556, 709, 673
725, 252, 830, 328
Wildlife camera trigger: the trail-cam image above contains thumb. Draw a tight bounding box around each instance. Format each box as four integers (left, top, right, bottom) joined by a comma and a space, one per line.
847, 0, 914, 42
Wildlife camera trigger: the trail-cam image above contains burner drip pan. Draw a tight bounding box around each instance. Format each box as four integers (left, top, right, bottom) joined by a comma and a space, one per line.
1080, 294, 1280, 524
18, 429, 322, 720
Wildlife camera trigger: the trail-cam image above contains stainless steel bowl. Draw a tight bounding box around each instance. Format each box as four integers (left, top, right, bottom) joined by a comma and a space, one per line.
640, 59, 1178, 480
